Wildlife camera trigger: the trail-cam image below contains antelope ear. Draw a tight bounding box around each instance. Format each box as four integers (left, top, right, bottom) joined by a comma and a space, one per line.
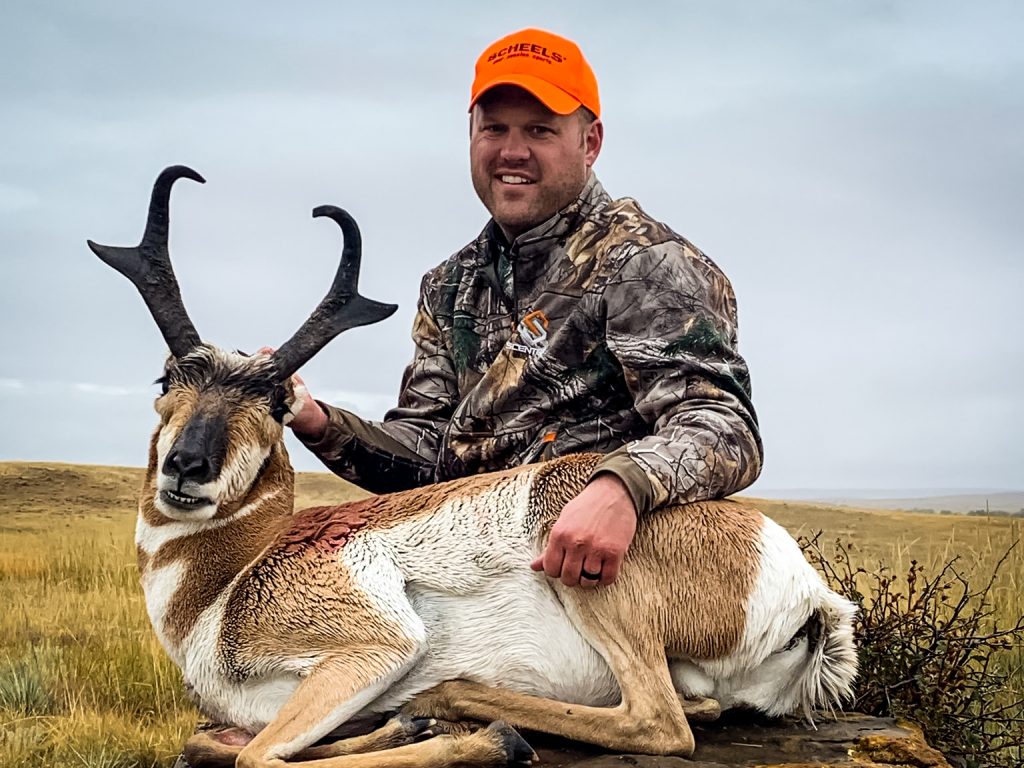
87, 166, 205, 358
271, 206, 397, 381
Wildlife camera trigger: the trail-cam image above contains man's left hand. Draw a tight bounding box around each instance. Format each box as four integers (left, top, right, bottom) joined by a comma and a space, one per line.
530, 473, 638, 588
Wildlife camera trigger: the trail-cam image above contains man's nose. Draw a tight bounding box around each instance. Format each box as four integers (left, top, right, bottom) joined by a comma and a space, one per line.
499, 132, 530, 163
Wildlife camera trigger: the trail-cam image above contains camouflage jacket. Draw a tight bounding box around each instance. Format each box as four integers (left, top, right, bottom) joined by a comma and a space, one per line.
300, 174, 763, 513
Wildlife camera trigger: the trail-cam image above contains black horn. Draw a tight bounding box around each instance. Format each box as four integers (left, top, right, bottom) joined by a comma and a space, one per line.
87, 165, 204, 358
271, 206, 397, 381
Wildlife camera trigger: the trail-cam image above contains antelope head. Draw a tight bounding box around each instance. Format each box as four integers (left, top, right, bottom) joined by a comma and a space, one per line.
88, 166, 397, 521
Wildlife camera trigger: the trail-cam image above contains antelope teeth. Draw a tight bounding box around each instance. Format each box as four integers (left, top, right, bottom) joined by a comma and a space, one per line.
164, 490, 205, 506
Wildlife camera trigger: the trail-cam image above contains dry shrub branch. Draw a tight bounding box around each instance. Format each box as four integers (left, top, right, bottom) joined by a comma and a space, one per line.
801, 534, 1024, 768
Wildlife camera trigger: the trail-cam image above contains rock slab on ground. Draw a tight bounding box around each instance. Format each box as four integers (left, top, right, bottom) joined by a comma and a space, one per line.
530, 713, 949, 767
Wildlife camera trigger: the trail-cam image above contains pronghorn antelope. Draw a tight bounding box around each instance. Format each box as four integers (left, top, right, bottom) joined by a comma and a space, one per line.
90, 166, 857, 768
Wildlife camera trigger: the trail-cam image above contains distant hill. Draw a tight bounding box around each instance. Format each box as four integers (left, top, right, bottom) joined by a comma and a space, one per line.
831, 493, 1023, 515
0, 461, 368, 530
752, 489, 1024, 516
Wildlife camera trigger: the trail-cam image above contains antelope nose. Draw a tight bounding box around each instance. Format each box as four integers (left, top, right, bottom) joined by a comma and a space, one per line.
164, 448, 211, 483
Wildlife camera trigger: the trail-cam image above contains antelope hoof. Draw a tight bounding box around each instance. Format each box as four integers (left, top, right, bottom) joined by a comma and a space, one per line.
388, 713, 439, 742
680, 695, 721, 722
485, 721, 537, 766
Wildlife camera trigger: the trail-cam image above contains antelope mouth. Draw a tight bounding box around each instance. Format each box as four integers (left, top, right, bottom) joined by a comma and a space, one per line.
160, 489, 211, 510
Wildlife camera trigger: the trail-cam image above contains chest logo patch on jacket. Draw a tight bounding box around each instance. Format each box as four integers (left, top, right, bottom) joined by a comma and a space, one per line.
510, 309, 549, 358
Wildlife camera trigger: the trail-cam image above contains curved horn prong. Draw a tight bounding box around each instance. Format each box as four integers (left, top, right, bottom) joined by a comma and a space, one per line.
87, 165, 205, 358
272, 206, 398, 381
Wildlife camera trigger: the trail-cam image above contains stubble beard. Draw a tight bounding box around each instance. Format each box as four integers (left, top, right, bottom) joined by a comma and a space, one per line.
474, 167, 587, 240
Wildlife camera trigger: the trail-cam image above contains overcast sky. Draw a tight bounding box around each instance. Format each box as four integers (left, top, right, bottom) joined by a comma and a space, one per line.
1, 1, 1021, 493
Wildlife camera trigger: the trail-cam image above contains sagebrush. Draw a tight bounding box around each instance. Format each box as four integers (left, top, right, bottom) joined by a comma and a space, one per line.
803, 533, 1024, 768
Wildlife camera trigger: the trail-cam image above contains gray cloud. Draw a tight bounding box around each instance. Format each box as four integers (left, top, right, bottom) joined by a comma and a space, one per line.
1, 0, 1021, 492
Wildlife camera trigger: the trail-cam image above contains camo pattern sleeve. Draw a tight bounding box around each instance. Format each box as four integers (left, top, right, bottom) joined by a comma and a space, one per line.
297, 274, 457, 493
590, 239, 763, 513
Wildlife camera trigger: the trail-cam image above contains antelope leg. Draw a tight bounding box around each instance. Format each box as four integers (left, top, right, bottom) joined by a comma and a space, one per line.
184, 714, 445, 767
238, 718, 533, 768
403, 593, 695, 757
230, 651, 535, 768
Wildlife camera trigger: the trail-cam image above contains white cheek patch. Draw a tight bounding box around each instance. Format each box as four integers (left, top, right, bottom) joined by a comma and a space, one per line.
155, 422, 180, 469
212, 442, 272, 502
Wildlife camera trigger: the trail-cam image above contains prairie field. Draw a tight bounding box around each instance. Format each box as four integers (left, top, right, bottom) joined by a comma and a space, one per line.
0, 461, 1020, 767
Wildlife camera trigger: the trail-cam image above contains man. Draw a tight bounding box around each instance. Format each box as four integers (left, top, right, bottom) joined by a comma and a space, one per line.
286, 28, 762, 589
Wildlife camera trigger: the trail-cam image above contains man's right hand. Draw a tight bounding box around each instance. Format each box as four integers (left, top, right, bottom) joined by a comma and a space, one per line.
258, 347, 329, 440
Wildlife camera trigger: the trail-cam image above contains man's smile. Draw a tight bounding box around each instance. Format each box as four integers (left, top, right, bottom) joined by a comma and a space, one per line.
497, 173, 535, 185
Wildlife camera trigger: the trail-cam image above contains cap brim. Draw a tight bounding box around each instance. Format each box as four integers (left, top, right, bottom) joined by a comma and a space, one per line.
470, 74, 582, 115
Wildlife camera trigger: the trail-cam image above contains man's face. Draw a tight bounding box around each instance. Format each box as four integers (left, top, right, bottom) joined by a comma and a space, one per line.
470, 86, 603, 240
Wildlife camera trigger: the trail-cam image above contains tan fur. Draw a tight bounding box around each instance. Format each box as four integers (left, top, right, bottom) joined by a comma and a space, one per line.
138, 434, 166, 530
531, 454, 761, 659
152, 377, 290, 521
220, 545, 415, 679
277, 502, 374, 556
404, 570, 699, 756
138, 426, 777, 764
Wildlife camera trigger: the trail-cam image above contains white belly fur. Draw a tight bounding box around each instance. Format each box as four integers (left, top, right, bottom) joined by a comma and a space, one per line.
355, 477, 620, 712
371, 570, 621, 712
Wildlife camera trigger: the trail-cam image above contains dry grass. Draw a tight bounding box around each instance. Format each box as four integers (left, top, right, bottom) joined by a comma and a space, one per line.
750, 497, 1024, 674
0, 461, 364, 768
0, 463, 1019, 766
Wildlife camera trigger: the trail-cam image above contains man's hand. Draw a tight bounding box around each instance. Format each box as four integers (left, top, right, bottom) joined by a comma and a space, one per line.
257, 347, 328, 440
530, 473, 638, 588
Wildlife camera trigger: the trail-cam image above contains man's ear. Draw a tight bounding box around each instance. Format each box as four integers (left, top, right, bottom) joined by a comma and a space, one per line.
585, 119, 604, 167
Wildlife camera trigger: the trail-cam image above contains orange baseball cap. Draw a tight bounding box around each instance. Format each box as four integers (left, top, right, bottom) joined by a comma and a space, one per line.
469, 28, 600, 117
